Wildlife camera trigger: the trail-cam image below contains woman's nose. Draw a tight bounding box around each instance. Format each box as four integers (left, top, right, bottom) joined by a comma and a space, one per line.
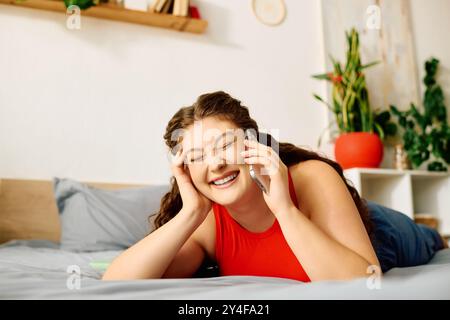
207, 154, 225, 166
205, 150, 226, 169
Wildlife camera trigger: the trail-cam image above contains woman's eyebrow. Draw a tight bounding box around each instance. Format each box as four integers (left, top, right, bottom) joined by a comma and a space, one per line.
186, 147, 203, 153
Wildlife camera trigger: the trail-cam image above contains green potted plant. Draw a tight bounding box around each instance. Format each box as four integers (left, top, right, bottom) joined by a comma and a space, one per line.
64, 0, 103, 10
312, 28, 396, 169
390, 58, 449, 171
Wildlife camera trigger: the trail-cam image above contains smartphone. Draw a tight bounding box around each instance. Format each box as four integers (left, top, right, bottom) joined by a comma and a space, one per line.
245, 131, 270, 194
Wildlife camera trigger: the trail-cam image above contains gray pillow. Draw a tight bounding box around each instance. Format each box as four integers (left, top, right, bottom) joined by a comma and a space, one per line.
53, 177, 169, 252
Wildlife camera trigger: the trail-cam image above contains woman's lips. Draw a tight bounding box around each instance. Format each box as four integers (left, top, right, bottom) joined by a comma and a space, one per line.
210, 171, 240, 189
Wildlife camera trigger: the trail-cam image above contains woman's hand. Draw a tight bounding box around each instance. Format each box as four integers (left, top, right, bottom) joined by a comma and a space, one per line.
170, 147, 212, 224
240, 139, 295, 216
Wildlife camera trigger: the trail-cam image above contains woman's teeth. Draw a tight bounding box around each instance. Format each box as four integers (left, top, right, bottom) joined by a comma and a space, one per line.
212, 172, 238, 185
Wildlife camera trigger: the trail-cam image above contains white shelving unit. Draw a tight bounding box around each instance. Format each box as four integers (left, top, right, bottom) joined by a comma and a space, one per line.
344, 168, 450, 236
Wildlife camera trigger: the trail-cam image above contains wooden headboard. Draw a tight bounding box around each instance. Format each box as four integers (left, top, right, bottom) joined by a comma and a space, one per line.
0, 178, 143, 244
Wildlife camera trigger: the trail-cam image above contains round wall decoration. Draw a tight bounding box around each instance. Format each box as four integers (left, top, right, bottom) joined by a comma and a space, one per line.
252, 0, 286, 26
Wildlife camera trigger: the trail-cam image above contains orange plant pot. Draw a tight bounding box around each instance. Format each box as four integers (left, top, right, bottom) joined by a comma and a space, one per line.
334, 132, 384, 169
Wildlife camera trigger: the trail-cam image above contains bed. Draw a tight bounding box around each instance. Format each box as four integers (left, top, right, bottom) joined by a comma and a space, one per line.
1, 178, 450, 300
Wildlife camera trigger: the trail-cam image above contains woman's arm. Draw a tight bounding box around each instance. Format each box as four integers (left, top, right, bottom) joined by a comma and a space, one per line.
102, 144, 213, 280
277, 160, 380, 281
242, 139, 380, 281
102, 208, 204, 280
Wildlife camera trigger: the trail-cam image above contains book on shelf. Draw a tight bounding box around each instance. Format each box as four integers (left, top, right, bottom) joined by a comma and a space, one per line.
150, 0, 201, 19
173, 0, 189, 17
148, 0, 156, 12
189, 5, 200, 19
161, 0, 174, 14
151, 0, 168, 13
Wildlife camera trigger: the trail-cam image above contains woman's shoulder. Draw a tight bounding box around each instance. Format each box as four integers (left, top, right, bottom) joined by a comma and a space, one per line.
289, 159, 342, 187
288, 160, 342, 215
289, 159, 336, 176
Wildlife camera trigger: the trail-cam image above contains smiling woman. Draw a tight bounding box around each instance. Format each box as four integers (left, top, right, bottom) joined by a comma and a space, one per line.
101, 91, 446, 282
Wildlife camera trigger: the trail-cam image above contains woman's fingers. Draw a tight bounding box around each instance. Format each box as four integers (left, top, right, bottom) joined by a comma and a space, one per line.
170, 148, 190, 182
241, 148, 271, 158
169, 148, 199, 197
242, 139, 280, 175
243, 155, 272, 166
244, 138, 270, 151
243, 139, 279, 159
171, 148, 185, 167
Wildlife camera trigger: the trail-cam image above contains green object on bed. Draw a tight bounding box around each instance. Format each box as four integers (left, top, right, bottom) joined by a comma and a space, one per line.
89, 261, 111, 271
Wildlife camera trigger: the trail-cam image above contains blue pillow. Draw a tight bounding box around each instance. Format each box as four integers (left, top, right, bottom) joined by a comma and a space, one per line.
53, 177, 169, 252
368, 201, 445, 272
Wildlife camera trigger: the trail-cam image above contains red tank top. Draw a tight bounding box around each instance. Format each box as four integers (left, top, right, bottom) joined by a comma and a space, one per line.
213, 168, 311, 282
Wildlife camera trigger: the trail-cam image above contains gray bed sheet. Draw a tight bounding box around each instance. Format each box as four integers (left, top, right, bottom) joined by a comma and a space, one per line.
0, 240, 449, 299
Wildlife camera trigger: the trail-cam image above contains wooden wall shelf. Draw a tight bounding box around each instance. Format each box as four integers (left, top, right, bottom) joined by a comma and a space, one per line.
0, 0, 208, 34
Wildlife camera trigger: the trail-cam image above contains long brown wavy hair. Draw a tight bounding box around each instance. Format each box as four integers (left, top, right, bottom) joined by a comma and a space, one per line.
150, 91, 373, 236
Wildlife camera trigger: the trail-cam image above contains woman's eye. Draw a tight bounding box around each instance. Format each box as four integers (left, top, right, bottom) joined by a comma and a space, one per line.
222, 143, 231, 150
190, 155, 204, 162
222, 140, 235, 150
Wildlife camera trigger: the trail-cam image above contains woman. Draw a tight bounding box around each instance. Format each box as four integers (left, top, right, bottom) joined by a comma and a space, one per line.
102, 91, 447, 282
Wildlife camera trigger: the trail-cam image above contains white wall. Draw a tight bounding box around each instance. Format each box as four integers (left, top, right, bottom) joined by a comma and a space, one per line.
1, 0, 448, 184
410, 0, 450, 122
0, 0, 328, 184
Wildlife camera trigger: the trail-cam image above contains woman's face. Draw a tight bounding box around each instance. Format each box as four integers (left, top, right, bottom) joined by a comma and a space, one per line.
179, 116, 257, 206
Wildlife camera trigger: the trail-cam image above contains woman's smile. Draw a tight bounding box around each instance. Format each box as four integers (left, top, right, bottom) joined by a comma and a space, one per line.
209, 170, 240, 189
